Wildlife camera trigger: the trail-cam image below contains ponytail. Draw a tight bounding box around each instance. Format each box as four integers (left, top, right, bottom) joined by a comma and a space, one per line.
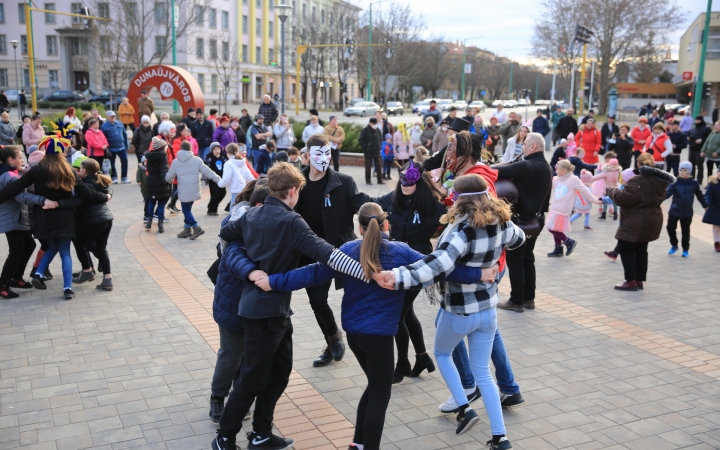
358, 202, 386, 280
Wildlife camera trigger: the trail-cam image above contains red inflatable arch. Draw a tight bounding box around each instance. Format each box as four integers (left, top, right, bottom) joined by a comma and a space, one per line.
127, 65, 204, 127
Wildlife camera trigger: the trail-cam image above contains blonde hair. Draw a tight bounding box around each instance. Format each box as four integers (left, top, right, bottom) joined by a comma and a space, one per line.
637, 153, 654, 167
267, 162, 305, 199
443, 174, 511, 227
0, 112, 9, 120
414, 146, 429, 162
357, 203, 386, 279
556, 159, 575, 173
226, 143, 239, 155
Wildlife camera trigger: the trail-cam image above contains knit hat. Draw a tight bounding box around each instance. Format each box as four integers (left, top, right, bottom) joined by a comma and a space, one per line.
151, 137, 167, 151
140, 115, 151, 124
27, 144, 39, 155
210, 141, 221, 152
274, 150, 288, 163
28, 150, 45, 166
567, 132, 575, 141
580, 170, 593, 185
195, 108, 203, 114
187, 107, 195, 113
679, 161, 693, 172
622, 168, 636, 183
559, 138, 567, 145
384, 133, 392, 139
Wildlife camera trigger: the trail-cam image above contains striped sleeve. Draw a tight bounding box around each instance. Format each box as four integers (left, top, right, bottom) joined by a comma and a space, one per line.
327, 249, 368, 282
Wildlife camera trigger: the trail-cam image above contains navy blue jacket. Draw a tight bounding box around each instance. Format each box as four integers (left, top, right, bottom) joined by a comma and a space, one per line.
568, 156, 596, 177
550, 146, 566, 173
703, 181, 720, 225
667, 131, 687, 154
256, 150, 272, 175
269, 237, 482, 336
532, 116, 550, 137
666, 177, 707, 218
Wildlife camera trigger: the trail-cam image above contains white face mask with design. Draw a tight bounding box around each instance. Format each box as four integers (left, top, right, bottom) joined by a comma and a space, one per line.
310, 145, 331, 172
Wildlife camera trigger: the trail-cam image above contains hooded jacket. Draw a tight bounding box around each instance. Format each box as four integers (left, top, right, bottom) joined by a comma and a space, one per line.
666, 176, 707, 218
0, 120, 15, 145
578, 127, 602, 163
630, 125, 652, 152
689, 121, 712, 152
144, 148, 170, 200
703, 179, 720, 226
78, 175, 113, 225
131, 124, 154, 156
217, 157, 256, 193
0, 165, 46, 233
166, 150, 221, 203
22, 123, 45, 147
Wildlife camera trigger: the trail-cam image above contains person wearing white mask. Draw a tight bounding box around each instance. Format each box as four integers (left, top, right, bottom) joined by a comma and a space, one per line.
409, 120, 423, 149
433, 119, 451, 154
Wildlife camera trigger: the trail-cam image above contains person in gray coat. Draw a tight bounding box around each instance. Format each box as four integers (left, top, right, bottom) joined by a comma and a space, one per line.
0, 146, 48, 298
0, 112, 16, 145
166, 141, 221, 240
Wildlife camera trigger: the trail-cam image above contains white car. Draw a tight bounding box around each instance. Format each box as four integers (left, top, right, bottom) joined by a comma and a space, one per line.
517, 99, 529, 106
438, 99, 453, 111
3, 89, 18, 102
344, 101, 382, 117
469, 101, 486, 112
504, 100, 518, 108
416, 99, 434, 116
451, 100, 469, 110
491, 100, 504, 107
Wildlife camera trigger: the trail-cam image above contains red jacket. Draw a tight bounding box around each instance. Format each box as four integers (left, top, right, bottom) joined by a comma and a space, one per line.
630, 126, 652, 152
645, 133, 671, 163
84, 128, 109, 158
578, 127, 601, 164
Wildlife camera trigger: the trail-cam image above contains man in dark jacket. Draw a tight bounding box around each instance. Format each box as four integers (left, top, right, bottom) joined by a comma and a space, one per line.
295, 135, 370, 367
496, 132, 553, 313
499, 112, 521, 154
359, 117, 383, 185
191, 108, 216, 160
257, 94, 279, 125
666, 120, 687, 176
688, 116, 712, 183
422, 100, 443, 126
555, 108, 578, 141
580, 109, 595, 125
601, 115, 619, 154
181, 107, 196, 128
532, 109, 550, 150
130, 115, 154, 163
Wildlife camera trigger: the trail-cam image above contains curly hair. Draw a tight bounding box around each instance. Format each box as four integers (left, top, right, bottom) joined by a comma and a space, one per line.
442, 174, 511, 227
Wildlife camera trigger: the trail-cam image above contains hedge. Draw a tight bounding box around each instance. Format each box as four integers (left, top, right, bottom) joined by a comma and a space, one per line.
290, 120, 364, 153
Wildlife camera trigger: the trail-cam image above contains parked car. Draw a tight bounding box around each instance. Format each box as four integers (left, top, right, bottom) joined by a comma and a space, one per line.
104, 90, 127, 110
385, 101, 404, 116
438, 99, 453, 111
451, 100, 469, 110
517, 98, 529, 106
350, 97, 367, 106
344, 101, 382, 117
3, 90, 18, 103
41, 90, 86, 103
665, 103, 688, 113
504, 99, 518, 108
415, 99, 435, 116
469, 100, 486, 112
491, 100, 504, 107
89, 89, 125, 105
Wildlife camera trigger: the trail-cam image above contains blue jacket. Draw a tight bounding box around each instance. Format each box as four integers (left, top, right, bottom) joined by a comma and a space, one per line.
666, 177, 707, 218
703, 181, 720, 225
568, 156, 596, 177
100, 120, 128, 152
268, 237, 482, 336
532, 116, 551, 136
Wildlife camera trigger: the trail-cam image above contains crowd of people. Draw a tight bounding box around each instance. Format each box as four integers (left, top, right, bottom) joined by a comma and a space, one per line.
0, 91, 719, 450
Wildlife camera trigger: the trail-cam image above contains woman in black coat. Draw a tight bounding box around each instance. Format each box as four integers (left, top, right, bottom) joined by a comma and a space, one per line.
144, 137, 171, 233
614, 124, 635, 170
372, 161, 446, 383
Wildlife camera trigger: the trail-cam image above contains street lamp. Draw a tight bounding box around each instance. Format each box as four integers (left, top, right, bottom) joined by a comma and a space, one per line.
455, 36, 482, 102
274, 3, 292, 115
10, 40, 19, 119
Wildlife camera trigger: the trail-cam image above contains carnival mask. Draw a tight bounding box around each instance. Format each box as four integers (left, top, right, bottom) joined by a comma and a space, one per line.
445, 137, 458, 172
310, 145, 331, 172
400, 159, 421, 186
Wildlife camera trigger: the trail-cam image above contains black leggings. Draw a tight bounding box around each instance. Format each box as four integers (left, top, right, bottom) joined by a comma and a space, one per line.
708, 160, 720, 180
347, 333, 394, 450
306, 280, 339, 339
75, 221, 112, 274
1, 230, 36, 284
394, 290, 426, 363
616, 240, 649, 282
208, 182, 226, 213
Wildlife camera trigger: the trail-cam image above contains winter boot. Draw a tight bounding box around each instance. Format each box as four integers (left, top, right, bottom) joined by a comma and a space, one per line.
564, 238, 577, 256
145, 217, 153, 230
157, 220, 164, 234
547, 246, 564, 257
190, 227, 205, 240
598, 212, 607, 220
96, 278, 114, 291
409, 353, 436, 377
177, 228, 192, 238
328, 331, 345, 361
392, 359, 412, 384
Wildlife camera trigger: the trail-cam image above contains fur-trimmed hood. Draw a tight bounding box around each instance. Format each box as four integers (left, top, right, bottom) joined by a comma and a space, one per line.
638, 165, 676, 184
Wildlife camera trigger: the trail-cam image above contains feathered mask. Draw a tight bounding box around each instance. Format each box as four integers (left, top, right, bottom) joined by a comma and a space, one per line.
39, 119, 77, 155
400, 159, 421, 186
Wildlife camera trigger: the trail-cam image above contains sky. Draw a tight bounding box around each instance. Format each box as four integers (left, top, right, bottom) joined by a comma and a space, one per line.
357, 0, 711, 65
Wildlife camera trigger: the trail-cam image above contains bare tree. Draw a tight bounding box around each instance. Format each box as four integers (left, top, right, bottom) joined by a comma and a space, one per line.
291, 17, 332, 109
629, 32, 666, 83
206, 31, 241, 112
484, 58, 512, 100
326, 6, 360, 110
409, 36, 449, 97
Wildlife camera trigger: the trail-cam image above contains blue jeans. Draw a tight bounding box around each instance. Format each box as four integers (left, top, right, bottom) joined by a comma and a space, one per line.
147, 198, 166, 220
181, 202, 198, 228
109, 149, 128, 179
36, 237, 72, 289
200, 146, 211, 160
251, 149, 261, 171
434, 308, 505, 435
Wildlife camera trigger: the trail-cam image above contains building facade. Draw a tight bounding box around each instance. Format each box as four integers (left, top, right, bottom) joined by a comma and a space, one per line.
676, 11, 720, 115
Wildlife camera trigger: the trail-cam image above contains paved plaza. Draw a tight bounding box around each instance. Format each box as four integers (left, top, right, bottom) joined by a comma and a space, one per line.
1, 160, 720, 450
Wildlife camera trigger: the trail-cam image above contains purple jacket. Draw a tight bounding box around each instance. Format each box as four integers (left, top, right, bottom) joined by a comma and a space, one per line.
213, 125, 238, 149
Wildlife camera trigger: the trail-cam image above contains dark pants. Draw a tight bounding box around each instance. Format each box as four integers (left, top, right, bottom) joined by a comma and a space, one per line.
147, 198, 167, 221
616, 240, 649, 282
109, 150, 128, 180
632, 150, 642, 169
331, 149, 340, 172
347, 333, 394, 450
306, 280, 339, 339
123, 123, 135, 132
90, 156, 106, 174
382, 159, 393, 177
365, 156, 383, 183
1, 230, 36, 284
168, 184, 179, 208
708, 160, 720, 180
219, 316, 293, 437
211, 325, 245, 398
506, 218, 543, 306
666, 154, 681, 176
667, 215, 692, 251
208, 182, 226, 214
75, 220, 112, 274
689, 151, 704, 183
395, 290, 425, 363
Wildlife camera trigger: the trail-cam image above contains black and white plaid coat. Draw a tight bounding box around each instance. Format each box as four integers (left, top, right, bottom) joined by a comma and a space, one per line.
392, 217, 525, 314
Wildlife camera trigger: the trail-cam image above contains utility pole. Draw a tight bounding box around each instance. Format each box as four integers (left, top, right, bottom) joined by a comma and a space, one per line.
461, 40, 466, 102
508, 62, 514, 98
573, 25, 594, 114
171, 0, 177, 113
366, 3, 373, 101
551, 59, 556, 103
588, 60, 596, 112
535, 72, 539, 102
693, 0, 713, 117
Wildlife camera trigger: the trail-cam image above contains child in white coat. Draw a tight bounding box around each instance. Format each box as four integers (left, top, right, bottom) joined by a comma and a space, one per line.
217, 143, 257, 206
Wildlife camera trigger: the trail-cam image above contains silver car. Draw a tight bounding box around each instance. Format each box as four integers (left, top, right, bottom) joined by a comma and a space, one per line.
344, 101, 382, 117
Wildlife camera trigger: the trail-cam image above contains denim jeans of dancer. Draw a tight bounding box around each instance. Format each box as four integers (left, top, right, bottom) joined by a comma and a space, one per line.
181, 202, 198, 228
109, 149, 128, 180
147, 198, 166, 221
36, 237, 73, 289
434, 308, 505, 436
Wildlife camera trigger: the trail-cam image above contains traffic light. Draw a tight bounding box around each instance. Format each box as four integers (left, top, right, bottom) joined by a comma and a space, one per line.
702, 82, 712, 99
574, 25, 594, 44
76, 6, 91, 27
385, 38, 393, 58
345, 38, 354, 55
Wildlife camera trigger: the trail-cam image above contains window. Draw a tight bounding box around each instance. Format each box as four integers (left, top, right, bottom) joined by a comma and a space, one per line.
194, 5, 203, 25
18, 2, 25, 23
154, 2, 167, 24
311, 6, 315, 19
209, 39, 217, 59
48, 69, 58, 88
0, 3, 4, 23
255, 0, 260, 6
0, 69, 7, 87
256, 18, 261, 37
242, 44, 248, 62
70, 2, 81, 23
0, 35, 5, 54
155, 36, 166, 55
46, 35, 57, 55
221, 10, 228, 30
222, 41, 229, 60
255, 46, 261, 62
100, 35, 110, 53
196, 38, 204, 58
20, 34, 27, 54
269, 21, 273, 40
22, 69, 29, 87
209, 8, 216, 28
197, 73, 204, 92
707, 28, 720, 60
269, 0, 273, 7
211, 74, 217, 93
71, 37, 88, 55
242, 15, 248, 34
124, 2, 137, 22
97, 2, 109, 18
44, 3, 55, 23
127, 37, 137, 57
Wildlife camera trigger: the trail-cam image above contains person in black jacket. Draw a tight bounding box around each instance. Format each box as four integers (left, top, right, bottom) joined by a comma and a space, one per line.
359, 117, 383, 185
295, 134, 370, 367
601, 115, 619, 154
555, 108, 578, 141
239, 109, 253, 134
144, 137, 171, 233
72, 159, 114, 290
181, 107, 196, 129
372, 160, 445, 383
495, 132, 553, 313
666, 120, 687, 176
305, 108, 326, 127
614, 124, 635, 170
131, 115, 154, 164
688, 116, 712, 183
190, 109, 216, 160
205, 142, 227, 215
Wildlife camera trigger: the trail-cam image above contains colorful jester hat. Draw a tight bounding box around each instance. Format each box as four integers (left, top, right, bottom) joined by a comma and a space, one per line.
400, 159, 421, 186
39, 119, 77, 155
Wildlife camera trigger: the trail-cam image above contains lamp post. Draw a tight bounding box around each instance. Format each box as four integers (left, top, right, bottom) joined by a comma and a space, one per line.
456, 36, 482, 101
11, 40, 19, 119
274, 3, 292, 115
693, 0, 713, 118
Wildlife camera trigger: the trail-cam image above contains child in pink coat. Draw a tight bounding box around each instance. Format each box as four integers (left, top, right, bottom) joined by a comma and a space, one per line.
565, 132, 578, 158
547, 160, 601, 257
570, 170, 594, 230
592, 157, 621, 220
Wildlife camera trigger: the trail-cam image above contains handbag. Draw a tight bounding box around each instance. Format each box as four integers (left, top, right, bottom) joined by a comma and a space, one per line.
512, 179, 551, 240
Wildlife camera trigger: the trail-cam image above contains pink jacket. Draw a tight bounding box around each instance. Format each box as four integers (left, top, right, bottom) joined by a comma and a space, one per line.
549, 173, 597, 217
84, 128, 109, 157
393, 130, 411, 160
591, 164, 621, 196
22, 124, 45, 147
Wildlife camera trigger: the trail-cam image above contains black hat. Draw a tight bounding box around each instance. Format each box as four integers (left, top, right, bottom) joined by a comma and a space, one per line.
536, 108, 543, 113
369, 117, 378, 124
309, 108, 319, 115
608, 115, 616, 119
195, 108, 204, 114
187, 107, 195, 113
695, 115, 705, 121
588, 109, 595, 114
274, 150, 289, 163
449, 118, 471, 132
429, 99, 437, 104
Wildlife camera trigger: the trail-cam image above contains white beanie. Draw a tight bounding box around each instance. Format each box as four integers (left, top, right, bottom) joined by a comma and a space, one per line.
141, 115, 151, 124
679, 161, 693, 173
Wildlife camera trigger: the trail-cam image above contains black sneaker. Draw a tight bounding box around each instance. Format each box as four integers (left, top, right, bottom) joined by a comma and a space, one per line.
44, 269, 53, 281
486, 438, 513, 449
247, 431, 294, 449
211, 431, 240, 450
209, 395, 224, 424
63, 288, 75, 300
500, 392, 525, 408
0, 286, 19, 299
9, 279, 33, 289
168, 205, 180, 213
313, 347, 333, 367
31, 274, 47, 290
456, 408, 480, 435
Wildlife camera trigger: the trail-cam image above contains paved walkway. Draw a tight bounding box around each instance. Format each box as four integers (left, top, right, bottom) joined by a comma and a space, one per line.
1, 160, 720, 450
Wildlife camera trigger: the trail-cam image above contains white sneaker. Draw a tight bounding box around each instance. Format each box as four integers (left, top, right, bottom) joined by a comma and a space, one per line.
438, 386, 481, 414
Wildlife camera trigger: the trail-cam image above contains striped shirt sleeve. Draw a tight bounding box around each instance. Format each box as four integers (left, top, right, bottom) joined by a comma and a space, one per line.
327, 249, 368, 282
